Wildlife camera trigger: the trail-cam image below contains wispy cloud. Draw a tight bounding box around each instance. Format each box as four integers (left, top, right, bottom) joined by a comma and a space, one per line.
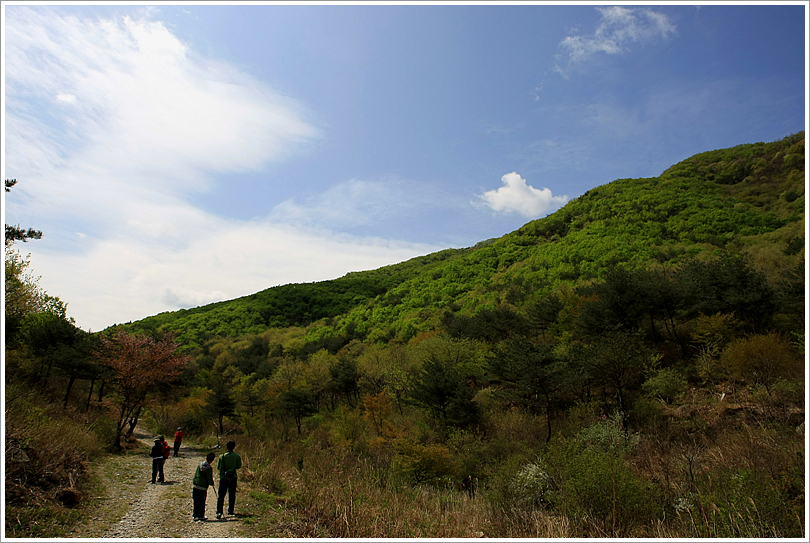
555, 6, 676, 77
269, 178, 436, 230
3, 7, 441, 331
478, 172, 568, 218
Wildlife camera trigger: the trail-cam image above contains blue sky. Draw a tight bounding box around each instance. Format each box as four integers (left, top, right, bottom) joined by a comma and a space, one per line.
2, 2, 807, 332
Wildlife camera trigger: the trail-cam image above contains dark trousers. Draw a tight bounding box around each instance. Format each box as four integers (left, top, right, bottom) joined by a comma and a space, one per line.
173, 441, 181, 456
151, 458, 165, 483
216, 477, 237, 514
192, 488, 208, 518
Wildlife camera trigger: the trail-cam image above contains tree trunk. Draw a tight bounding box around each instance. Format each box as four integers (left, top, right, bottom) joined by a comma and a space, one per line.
62, 373, 77, 410
649, 313, 659, 343
42, 360, 54, 389
97, 379, 105, 406
85, 379, 95, 412
125, 406, 142, 438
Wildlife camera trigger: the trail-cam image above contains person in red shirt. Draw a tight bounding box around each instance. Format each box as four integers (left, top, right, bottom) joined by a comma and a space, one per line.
160, 435, 171, 461
173, 427, 185, 457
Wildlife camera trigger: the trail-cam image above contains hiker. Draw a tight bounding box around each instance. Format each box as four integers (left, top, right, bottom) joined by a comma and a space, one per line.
150, 437, 165, 484
173, 427, 185, 457
159, 435, 171, 482
160, 435, 171, 462
215, 440, 242, 519
192, 452, 216, 521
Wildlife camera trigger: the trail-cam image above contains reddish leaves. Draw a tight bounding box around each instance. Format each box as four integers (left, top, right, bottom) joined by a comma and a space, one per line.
96, 330, 189, 398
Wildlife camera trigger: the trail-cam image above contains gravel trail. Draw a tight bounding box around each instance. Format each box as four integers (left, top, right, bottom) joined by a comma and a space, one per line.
73, 427, 245, 539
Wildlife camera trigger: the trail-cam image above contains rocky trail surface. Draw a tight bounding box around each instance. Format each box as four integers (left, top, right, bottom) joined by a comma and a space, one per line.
70, 427, 248, 539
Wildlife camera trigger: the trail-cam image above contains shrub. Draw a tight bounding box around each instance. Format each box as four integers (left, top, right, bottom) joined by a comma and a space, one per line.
540, 414, 658, 536
543, 437, 659, 536
642, 368, 687, 404
391, 440, 459, 485
88, 416, 121, 449
721, 333, 801, 394
5, 385, 107, 537
446, 428, 491, 487
685, 466, 804, 537
329, 405, 367, 452
577, 411, 639, 455
510, 460, 552, 508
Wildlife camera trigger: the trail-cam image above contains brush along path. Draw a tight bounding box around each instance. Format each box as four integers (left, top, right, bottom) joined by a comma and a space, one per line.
71, 427, 244, 539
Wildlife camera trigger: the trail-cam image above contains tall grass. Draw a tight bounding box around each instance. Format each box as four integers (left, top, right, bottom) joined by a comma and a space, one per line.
4, 382, 110, 537
235, 433, 575, 538
226, 383, 805, 539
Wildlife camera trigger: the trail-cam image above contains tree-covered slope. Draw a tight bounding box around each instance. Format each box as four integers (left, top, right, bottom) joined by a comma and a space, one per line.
122, 132, 804, 347
123, 247, 472, 345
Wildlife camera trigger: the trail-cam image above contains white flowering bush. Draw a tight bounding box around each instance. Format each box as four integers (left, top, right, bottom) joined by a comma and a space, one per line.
577, 411, 639, 455
509, 460, 551, 508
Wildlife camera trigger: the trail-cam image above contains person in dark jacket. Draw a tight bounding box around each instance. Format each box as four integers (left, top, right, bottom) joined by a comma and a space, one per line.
192, 452, 216, 521
150, 437, 165, 484
215, 440, 242, 518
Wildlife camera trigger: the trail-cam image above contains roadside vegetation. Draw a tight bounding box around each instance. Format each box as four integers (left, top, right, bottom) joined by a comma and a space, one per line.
5, 133, 805, 538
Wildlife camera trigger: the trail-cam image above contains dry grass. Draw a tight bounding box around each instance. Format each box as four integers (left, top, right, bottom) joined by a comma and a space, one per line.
235, 434, 577, 538
228, 381, 805, 539
4, 383, 109, 537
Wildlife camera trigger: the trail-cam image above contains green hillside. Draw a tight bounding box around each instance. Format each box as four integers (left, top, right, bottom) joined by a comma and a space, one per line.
122, 132, 805, 348
7, 132, 805, 538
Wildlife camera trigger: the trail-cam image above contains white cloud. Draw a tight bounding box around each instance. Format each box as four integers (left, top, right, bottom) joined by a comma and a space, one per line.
4, 8, 442, 332
4, 9, 321, 190
29, 216, 440, 331
55, 93, 77, 104
479, 172, 568, 218
555, 6, 676, 76
268, 177, 444, 230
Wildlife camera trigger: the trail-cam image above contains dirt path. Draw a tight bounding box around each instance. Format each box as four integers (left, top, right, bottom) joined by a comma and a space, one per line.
72, 426, 246, 539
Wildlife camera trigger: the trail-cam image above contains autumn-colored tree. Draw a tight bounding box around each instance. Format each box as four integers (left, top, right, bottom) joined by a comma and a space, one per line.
361, 389, 392, 437
95, 330, 190, 448
721, 333, 801, 394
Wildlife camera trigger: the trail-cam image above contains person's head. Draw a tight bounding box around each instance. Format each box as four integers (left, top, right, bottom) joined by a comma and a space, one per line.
206, 452, 215, 463
226, 440, 236, 452
177, 427, 182, 431
158, 435, 165, 441
154, 437, 161, 443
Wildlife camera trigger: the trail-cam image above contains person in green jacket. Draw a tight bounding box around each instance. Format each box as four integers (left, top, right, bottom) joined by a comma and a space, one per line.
215, 440, 242, 518
192, 452, 216, 521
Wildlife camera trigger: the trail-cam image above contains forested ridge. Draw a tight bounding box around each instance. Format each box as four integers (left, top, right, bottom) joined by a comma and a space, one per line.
123, 132, 804, 350
5, 133, 806, 538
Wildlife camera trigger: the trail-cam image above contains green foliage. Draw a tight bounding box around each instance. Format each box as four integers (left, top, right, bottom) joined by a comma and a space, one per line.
52, 132, 801, 537
4, 248, 69, 347
118, 133, 803, 358
205, 376, 237, 434
684, 465, 804, 538
580, 331, 654, 416
5, 385, 106, 536
720, 333, 801, 393
642, 368, 687, 404
543, 423, 657, 536
391, 440, 460, 485
410, 336, 481, 428
443, 304, 529, 342
5, 179, 43, 247
276, 389, 317, 435
677, 254, 776, 331
509, 459, 552, 508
